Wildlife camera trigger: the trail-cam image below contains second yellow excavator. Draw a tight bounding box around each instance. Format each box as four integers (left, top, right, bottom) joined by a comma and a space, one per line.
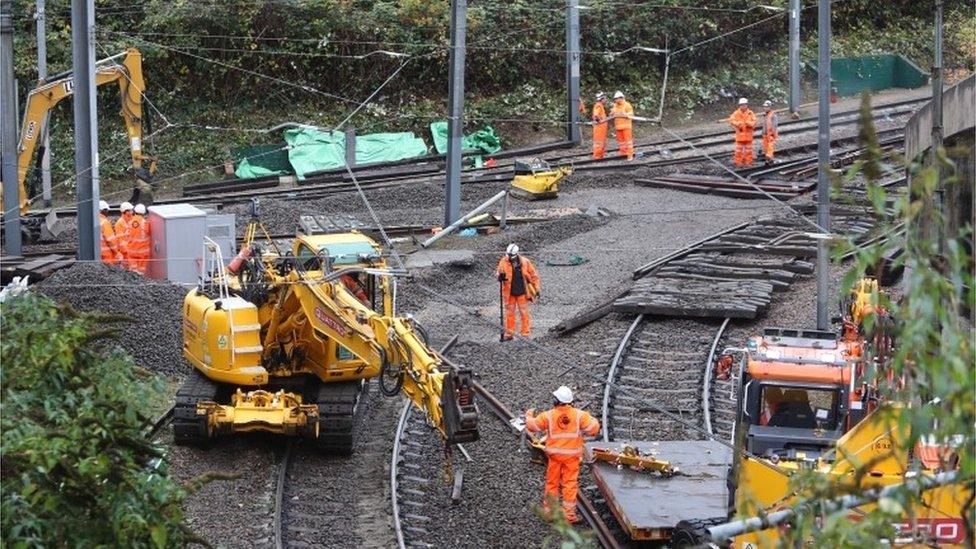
1, 47, 156, 241
175, 205, 479, 453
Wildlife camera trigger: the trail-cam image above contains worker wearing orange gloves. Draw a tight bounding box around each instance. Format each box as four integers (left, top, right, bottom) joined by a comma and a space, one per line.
113, 201, 134, 263
729, 97, 757, 167
525, 386, 601, 524
761, 100, 779, 164
591, 91, 609, 159
610, 91, 635, 160
495, 243, 540, 340
98, 200, 125, 266
126, 204, 152, 275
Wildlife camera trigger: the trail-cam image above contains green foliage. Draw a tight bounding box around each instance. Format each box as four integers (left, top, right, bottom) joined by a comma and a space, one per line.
775, 94, 975, 546
538, 496, 596, 549
1, 294, 187, 548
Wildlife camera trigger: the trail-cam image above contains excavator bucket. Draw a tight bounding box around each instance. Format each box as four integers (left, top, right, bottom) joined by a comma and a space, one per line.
40, 211, 65, 241
440, 368, 480, 444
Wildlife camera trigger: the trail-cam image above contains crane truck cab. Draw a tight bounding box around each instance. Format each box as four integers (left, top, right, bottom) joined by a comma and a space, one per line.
176, 228, 478, 454
739, 327, 868, 462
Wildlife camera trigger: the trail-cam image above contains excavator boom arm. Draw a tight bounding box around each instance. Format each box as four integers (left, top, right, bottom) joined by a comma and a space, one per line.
5, 48, 153, 215
292, 270, 479, 443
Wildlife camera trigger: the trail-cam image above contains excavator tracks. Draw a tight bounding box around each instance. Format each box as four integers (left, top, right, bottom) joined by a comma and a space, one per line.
172, 369, 220, 447
312, 379, 367, 455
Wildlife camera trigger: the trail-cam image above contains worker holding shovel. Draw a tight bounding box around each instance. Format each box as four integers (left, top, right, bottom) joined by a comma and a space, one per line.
496, 243, 540, 341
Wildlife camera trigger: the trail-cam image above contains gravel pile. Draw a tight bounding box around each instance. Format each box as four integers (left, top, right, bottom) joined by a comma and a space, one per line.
36, 262, 191, 377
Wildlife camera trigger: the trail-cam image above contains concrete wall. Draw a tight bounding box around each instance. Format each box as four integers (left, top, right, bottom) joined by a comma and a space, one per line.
904, 75, 976, 161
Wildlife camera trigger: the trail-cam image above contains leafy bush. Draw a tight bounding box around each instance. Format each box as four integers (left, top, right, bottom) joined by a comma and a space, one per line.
1, 294, 187, 548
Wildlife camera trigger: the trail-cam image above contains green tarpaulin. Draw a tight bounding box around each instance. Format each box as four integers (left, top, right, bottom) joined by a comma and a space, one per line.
355, 132, 428, 165
430, 122, 502, 156
232, 144, 292, 179
282, 128, 430, 179
285, 128, 346, 178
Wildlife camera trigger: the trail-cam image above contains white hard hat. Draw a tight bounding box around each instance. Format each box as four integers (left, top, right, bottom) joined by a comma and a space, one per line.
134, 203, 146, 215
613, 91, 625, 99
553, 386, 574, 404
596, 91, 607, 100
98, 200, 110, 211
506, 243, 519, 256
120, 201, 134, 212
763, 100, 772, 108
738, 97, 749, 105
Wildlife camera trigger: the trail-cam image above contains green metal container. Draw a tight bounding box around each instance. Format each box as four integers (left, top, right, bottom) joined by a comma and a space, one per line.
807, 55, 928, 96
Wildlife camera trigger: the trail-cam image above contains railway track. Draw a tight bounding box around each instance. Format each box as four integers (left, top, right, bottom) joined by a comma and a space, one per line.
29, 96, 925, 217
269, 380, 394, 549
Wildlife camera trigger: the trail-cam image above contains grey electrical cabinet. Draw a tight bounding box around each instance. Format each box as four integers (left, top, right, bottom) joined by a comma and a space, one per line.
147, 204, 207, 284
204, 212, 237, 264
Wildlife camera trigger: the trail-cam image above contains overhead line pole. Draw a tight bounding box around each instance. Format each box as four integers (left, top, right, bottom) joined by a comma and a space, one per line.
815, 0, 831, 330
788, 0, 801, 116
71, 0, 99, 260
566, 0, 581, 144
1, 0, 23, 255
444, 0, 466, 226
929, 0, 944, 250
36, 0, 51, 207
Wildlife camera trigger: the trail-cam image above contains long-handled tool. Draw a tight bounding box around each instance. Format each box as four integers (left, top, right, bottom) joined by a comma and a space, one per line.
498, 278, 506, 342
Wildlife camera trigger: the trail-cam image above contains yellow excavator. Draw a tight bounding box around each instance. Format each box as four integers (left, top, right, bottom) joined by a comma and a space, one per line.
175, 206, 479, 453
1, 47, 156, 241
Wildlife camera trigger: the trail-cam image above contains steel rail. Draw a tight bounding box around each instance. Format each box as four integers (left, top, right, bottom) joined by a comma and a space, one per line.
701, 317, 731, 437
601, 314, 644, 442
27, 96, 926, 218
390, 402, 412, 549
273, 439, 295, 549
147, 405, 175, 439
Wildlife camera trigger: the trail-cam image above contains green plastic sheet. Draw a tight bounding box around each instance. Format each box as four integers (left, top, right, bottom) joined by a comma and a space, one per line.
285, 128, 346, 179
281, 128, 430, 179
429, 122, 502, 156
232, 144, 291, 179
354, 132, 428, 165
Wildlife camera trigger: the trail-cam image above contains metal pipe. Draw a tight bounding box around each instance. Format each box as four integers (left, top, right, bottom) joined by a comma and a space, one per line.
344, 125, 356, 169
422, 190, 508, 248
71, 0, 99, 260
656, 51, 671, 122
708, 471, 963, 542
815, 0, 831, 330
565, 0, 580, 144
0, 0, 21, 255
788, 0, 801, 115
444, 0, 466, 226
36, 0, 51, 207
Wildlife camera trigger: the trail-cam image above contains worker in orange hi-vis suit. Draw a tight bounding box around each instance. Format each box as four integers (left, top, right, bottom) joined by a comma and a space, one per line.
729, 97, 757, 167
761, 100, 779, 164
610, 90, 635, 160
495, 243, 540, 340
98, 201, 125, 266
126, 204, 152, 275
591, 91, 609, 159
114, 201, 135, 263
525, 386, 601, 524
341, 272, 369, 304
